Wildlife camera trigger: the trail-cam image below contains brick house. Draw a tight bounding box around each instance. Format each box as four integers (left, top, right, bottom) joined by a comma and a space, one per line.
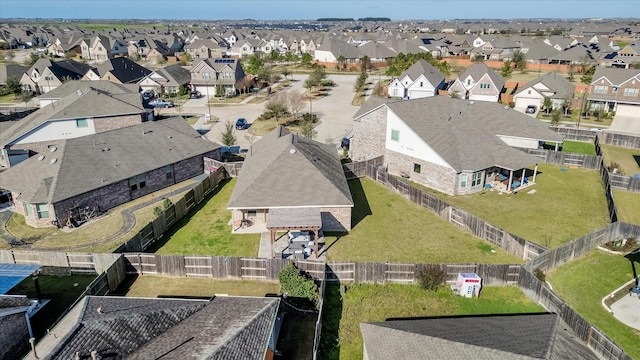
588, 67, 640, 119
227, 126, 354, 236
190, 58, 246, 97
0, 117, 219, 228
0, 81, 150, 168
387, 59, 446, 99
447, 63, 506, 102
351, 96, 564, 196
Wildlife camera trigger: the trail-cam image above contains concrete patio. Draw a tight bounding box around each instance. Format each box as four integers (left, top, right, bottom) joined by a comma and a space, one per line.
257, 231, 326, 260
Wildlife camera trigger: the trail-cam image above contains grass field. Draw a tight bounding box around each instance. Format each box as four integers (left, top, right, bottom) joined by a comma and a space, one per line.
149, 178, 260, 256
325, 179, 522, 264
319, 283, 545, 360
419, 164, 609, 248
561, 140, 596, 155
547, 250, 640, 359
117, 276, 280, 298
601, 145, 640, 176
613, 190, 640, 226
7, 275, 95, 339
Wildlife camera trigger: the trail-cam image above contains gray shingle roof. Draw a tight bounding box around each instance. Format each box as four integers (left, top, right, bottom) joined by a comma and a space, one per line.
401, 59, 445, 87
154, 64, 192, 86
592, 67, 640, 86
381, 97, 563, 172
360, 314, 600, 360
94, 57, 152, 84
0, 117, 219, 203
37, 80, 139, 101
227, 126, 353, 209
458, 63, 506, 90
514, 72, 576, 100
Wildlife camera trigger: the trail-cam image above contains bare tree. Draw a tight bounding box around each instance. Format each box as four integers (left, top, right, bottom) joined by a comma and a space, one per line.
286, 90, 304, 119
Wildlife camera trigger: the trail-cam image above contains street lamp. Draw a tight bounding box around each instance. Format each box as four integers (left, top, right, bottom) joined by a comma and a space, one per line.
205, 78, 211, 122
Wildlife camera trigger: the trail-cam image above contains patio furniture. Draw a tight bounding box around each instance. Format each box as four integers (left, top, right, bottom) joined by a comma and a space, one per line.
511, 181, 521, 189
289, 241, 306, 253
629, 286, 640, 298
495, 174, 507, 181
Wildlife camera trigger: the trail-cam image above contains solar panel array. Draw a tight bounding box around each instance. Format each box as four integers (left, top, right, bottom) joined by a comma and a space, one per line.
213, 59, 235, 63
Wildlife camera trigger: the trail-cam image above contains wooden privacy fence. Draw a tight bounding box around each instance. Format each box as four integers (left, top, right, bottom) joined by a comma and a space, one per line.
343, 156, 384, 180
516, 147, 602, 169
609, 173, 640, 193
551, 126, 597, 143
114, 168, 227, 253
598, 131, 640, 150
204, 157, 243, 177
518, 268, 632, 360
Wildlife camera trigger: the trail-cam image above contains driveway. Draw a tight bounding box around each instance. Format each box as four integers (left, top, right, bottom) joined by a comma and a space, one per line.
608, 116, 640, 135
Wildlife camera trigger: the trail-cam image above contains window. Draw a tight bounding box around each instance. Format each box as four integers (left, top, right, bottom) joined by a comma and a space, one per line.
594, 85, 608, 94
36, 203, 49, 219
467, 79, 471, 85
203, 72, 211, 80
24, 203, 33, 218
391, 129, 399, 141
480, 83, 490, 89
76, 119, 88, 128
129, 174, 146, 191
460, 174, 467, 187
420, 82, 424, 87
413, 163, 421, 173
623, 88, 639, 97
393, 89, 398, 96
471, 172, 482, 187
247, 210, 257, 218
165, 165, 174, 181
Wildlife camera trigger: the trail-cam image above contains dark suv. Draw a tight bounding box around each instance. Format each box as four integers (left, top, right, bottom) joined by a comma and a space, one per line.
525, 105, 537, 114
235, 118, 248, 130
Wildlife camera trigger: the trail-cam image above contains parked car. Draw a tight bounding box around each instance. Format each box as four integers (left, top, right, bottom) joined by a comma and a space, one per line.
190, 91, 202, 99
149, 99, 174, 108
525, 105, 537, 114
341, 137, 351, 150
235, 118, 249, 130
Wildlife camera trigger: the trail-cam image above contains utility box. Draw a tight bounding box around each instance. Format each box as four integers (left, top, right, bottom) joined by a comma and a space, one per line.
452, 273, 482, 298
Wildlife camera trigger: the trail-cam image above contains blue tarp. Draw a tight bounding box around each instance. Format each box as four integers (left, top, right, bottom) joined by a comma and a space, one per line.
0, 264, 41, 294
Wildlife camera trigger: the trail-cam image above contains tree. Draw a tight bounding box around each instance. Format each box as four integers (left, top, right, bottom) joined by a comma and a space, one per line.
562, 98, 571, 117
268, 49, 280, 65
245, 54, 264, 74
472, 54, 485, 62
336, 55, 346, 70
550, 109, 562, 126
354, 71, 368, 92
220, 121, 236, 147
359, 55, 371, 72
500, 61, 513, 79
281, 67, 291, 80
257, 66, 280, 84
450, 91, 461, 99
567, 63, 576, 81
511, 50, 527, 70
300, 114, 316, 139
286, 90, 304, 119
580, 65, 596, 85
5, 77, 22, 98
278, 264, 318, 306
178, 53, 191, 66
543, 96, 553, 115
301, 52, 312, 66
265, 93, 289, 123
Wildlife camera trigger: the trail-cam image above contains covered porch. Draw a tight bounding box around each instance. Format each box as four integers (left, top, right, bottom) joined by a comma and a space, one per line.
266, 207, 324, 260
485, 164, 539, 194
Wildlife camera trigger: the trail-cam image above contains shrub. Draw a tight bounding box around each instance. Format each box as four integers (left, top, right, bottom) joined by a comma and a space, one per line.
153, 206, 163, 217
604, 237, 638, 253
162, 198, 173, 210
533, 268, 546, 282
279, 264, 319, 306
417, 266, 447, 290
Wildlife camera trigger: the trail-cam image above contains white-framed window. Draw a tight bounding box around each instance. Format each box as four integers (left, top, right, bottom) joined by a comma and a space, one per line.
129, 174, 146, 191
24, 203, 33, 218
36, 203, 49, 219
247, 210, 257, 218
76, 119, 88, 128
480, 83, 490, 89
203, 72, 211, 79
391, 129, 399, 141
623, 88, 639, 97
471, 171, 482, 187
594, 85, 608, 94
460, 174, 467, 187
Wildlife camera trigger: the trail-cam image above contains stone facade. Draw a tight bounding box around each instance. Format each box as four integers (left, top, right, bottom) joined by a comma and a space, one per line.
93, 114, 144, 133
351, 106, 388, 162
321, 207, 352, 231
385, 150, 458, 196
13, 195, 56, 228
0, 311, 30, 360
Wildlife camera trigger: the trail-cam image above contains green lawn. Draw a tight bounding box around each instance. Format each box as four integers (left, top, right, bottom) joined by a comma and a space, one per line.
7, 275, 95, 339
149, 178, 260, 256
601, 145, 640, 176
613, 190, 640, 226
561, 140, 596, 155
319, 283, 545, 360
547, 250, 640, 359
117, 276, 280, 298
419, 164, 609, 248
325, 179, 522, 264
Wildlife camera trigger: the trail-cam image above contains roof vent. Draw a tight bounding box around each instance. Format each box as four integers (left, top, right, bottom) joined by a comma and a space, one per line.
49, 146, 57, 152
50, 158, 57, 164
38, 155, 45, 161
469, 101, 475, 105
102, 148, 111, 152
289, 148, 296, 154
504, 105, 510, 110
76, 89, 82, 96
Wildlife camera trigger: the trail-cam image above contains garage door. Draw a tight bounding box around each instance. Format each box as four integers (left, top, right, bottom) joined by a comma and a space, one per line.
615, 104, 639, 118
514, 96, 540, 110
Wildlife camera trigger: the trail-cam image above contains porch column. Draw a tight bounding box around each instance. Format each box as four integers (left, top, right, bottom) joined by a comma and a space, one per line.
508, 170, 513, 192
532, 164, 538, 184
270, 229, 275, 259
554, 142, 559, 151
314, 229, 319, 259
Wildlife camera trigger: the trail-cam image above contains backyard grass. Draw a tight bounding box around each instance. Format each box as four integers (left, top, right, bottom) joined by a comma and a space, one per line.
613, 190, 640, 226
547, 250, 640, 359
560, 140, 596, 155
325, 179, 521, 264
7, 274, 95, 339
117, 275, 280, 298
149, 178, 260, 256
601, 144, 640, 176
319, 283, 545, 360
419, 163, 609, 248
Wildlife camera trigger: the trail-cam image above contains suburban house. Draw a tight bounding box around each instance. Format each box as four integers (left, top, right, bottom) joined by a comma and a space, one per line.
360, 313, 600, 360
313, 39, 362, 65
184, 38, 227, 59
446, 63, 506, 102
0, 295, 36, 360
387, 59, 446, 99
599, 43, 640, 69
0, 82, 149, 168
227, 127, 354, 258
0, 63, 28, 86
20, 58, 95, 94
80, 35, 128, 60
138, 63, 191, 95
0, 117, 219, 228
127, 36, 172, 63
512, 72, 576, 113
351, 96, 564, 196
588, 67, 640, 119
35, 80, 140, 108
24, 295, 280, 360
190, 58, 246, 97
83, 57, 152, 84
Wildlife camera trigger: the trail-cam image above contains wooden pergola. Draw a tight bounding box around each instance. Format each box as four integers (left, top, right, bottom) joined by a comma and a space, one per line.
266, 207, 322, 259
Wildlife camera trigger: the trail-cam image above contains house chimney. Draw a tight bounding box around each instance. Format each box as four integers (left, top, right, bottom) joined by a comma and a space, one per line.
97, 307, 102, 314
29, 338, 39, 359
91, 350, 98, 360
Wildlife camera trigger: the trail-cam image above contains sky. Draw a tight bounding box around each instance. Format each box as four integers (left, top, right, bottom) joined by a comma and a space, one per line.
1, 0, 639, 21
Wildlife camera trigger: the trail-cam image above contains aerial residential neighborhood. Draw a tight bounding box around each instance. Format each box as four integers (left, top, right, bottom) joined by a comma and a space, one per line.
0, 2, 640, 359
